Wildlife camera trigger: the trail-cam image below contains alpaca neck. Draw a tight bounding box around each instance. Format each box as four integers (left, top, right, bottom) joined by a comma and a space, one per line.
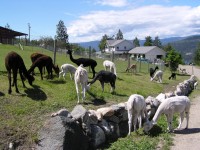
20, 63, 29, 77
152, 106, 163, 123
69, 52, 77, 64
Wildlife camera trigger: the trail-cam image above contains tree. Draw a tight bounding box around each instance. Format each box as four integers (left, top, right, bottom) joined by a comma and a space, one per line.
144, 36, 153, 46
99, 34, 109, 53
133, 37, 140, 47
163, 43, 173, 53
56, 20, 69, 48
165, 48, 183, 72
153, 36, 162, 48
115, 29, 123, 40
5, 23, 11, 29
194, 42, 200, 66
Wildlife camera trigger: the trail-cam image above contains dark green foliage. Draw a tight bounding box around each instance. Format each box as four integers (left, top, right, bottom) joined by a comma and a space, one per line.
133, 37, 140, 47
116, 29, 123, 40
56, 20, 69, 48
144, 36, 153, 46
165, 48, 183, 72
99, 34, 109, 52
153, 36, 162, 48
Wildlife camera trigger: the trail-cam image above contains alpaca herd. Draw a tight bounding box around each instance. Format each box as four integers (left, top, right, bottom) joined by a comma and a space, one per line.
4, 50, 199, 137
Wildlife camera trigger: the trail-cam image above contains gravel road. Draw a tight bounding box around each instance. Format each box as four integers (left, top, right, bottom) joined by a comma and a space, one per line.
170, 65, 200, 150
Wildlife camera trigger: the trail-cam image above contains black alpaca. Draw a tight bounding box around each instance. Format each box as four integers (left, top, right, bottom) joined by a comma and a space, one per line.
5, 51, 35, 94
150, 66, 159, 78
67, 49, 97, 78
28, 55, 59, 80
88, 70, 116, 92
169, 73, 176, 80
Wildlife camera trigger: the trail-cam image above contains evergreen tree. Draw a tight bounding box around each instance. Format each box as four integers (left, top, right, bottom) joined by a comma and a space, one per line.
194, 42, 200, 66
56, 20, 69, 48
116, 29, 123, 40
144, 36, 153, 46
5, 23, 10, 29
153, 36, 162, 48
163, 43, 173, 53
133, 37, 140, 47
165, 48, 183, 72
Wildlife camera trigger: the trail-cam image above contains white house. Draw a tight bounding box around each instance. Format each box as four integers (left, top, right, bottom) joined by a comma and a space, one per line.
128, 46, 166, 62
104, 39, 134, 54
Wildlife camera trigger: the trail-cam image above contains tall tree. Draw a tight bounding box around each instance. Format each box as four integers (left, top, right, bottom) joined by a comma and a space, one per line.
56, 20, 69, 48
194, 42, 200, 66
153, 36, 162, 48
165, 48, 183, 72
115, 29, 123, 40
133, 37, 140, 47
163, 43, 173, 53
144, 36, 153, 46
99, 34, 109, 53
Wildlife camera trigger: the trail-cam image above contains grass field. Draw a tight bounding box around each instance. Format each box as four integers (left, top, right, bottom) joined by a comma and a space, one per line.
0, 44, 196, 149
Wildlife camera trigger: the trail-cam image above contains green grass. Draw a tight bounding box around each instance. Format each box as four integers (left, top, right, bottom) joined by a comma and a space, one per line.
0, 44, 195, 149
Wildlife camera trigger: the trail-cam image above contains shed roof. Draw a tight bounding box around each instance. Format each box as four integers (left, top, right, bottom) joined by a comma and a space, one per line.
129, 46, 164, 54
0, 26, 27, 38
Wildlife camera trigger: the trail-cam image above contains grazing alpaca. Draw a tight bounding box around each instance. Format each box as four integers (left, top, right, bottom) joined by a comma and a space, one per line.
103, 60, 117, 76
151, 70, 163, 83
127, 94, 148, 135
30, 52, 47, 75
150, 66, 159, 79
169, 72, 176, 80
5, 51, 35, 94
125, 64, 137, 74
59, 64, 77, 80
74, 64, 89, 103
143, 96, 190, 132
67, 50, 97, 78
88, 70, 116, 92
28, 55, 59, 80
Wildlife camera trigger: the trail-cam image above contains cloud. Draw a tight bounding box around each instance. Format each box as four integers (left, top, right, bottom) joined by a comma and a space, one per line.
67, 5, 200, 43
95, 0, 129, 7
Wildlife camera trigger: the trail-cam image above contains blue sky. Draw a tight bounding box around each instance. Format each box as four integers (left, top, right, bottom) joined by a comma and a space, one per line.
1, 0, 200, 43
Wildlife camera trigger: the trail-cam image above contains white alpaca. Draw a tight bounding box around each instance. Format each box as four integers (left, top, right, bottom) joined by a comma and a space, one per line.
59, 64, 77, 80
127, 94, 148, 135
151, 70, 163, 83
103, 60, 117, 76
143, 96, 190, 132
74, 64, 89, 103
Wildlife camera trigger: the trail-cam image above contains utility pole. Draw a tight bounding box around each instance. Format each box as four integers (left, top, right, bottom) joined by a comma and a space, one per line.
28, 23, 31, 45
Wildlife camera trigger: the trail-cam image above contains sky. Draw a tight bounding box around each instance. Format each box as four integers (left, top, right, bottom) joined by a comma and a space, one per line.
1, 0, 200, 43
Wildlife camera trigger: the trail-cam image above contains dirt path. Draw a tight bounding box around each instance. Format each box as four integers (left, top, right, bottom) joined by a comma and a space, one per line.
171, 65, 200, 150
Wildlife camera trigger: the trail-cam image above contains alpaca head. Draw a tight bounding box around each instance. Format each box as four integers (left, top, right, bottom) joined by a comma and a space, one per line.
54, 65, 60, 75
67, 49, 72, 55
143, 120, 155, 133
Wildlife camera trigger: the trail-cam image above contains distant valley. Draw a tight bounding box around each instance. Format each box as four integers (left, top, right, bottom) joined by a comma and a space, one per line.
78, 35, 200, 63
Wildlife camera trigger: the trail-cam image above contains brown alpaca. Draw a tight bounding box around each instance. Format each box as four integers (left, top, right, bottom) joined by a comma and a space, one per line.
5, 51, 35, 94
28, 55, 59, 80
126, 64, 137, 74
30, 52, 47, 75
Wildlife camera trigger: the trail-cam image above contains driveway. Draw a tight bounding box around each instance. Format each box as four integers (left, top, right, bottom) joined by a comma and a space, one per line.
171, 65, 200, 150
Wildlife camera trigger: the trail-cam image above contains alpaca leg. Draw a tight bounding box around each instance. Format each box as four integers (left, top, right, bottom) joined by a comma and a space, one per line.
91, 67, 96, 78
19, 70, 26, 88
177, 112, 184, 129
63, 72, 66, 80
81, 84, 86, 103
166, 114, 173, 131
75, 82, 80, 103
133, 115, 138, 132
69, 72, 73, 80
100, 82, 104, 92
128, 109, 133, 135
138, 115, 142, 129
185, 112, 189, 129
13, 70, 19, 93
38, 67, 43, 80
59, 70, 63, 79
7, 70, 12, 94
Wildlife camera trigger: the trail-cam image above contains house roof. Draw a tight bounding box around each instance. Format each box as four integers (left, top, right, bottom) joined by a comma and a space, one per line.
129, 46, 165, 54
107, 39, 132, 46
0, 26, 27, 39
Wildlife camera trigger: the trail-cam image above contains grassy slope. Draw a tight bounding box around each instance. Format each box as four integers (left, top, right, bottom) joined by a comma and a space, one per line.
0, 44, 194, 149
